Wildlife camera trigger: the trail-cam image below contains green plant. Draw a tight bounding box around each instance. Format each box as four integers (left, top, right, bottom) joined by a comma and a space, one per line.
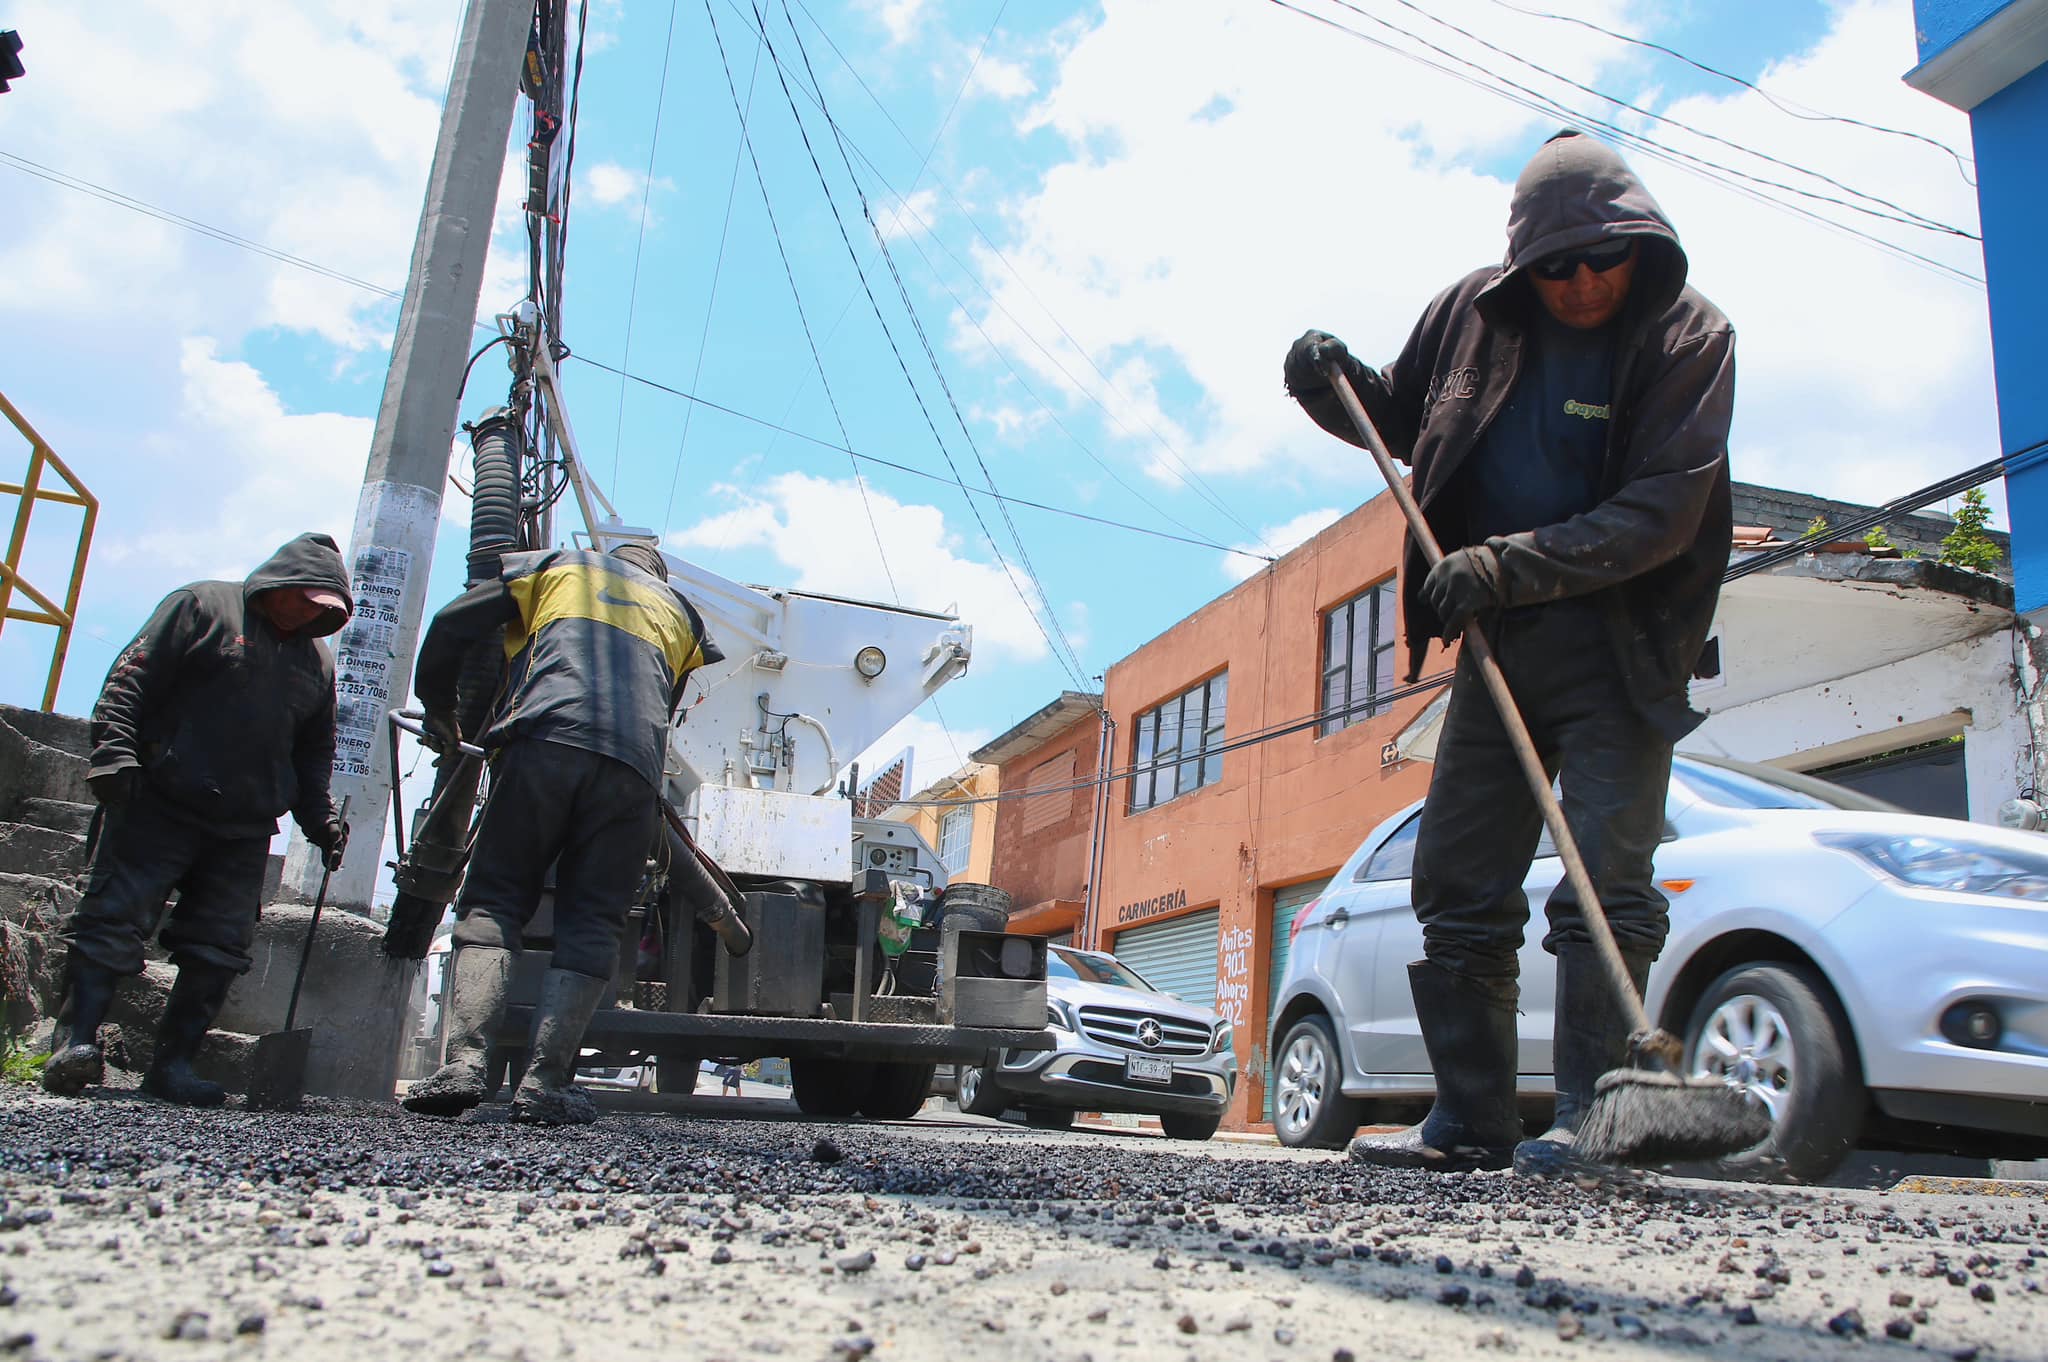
1940, 487, 2002, 572
2, 1039, 48, 1085
1805, 514, 1830, 539
1864, 525, 1893, 550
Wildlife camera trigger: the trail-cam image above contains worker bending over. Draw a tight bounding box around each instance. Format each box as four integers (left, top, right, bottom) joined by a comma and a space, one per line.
403, 542, 718, 1126
1283, 130, 1734, 1174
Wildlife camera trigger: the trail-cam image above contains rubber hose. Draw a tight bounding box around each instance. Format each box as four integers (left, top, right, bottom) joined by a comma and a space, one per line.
465, 409, 524, 586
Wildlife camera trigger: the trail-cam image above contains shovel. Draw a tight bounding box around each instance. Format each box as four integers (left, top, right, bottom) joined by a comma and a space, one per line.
246, 795, 351, 1111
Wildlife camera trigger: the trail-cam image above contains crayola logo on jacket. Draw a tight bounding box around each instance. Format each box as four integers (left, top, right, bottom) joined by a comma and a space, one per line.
1562, 399, 1611, 421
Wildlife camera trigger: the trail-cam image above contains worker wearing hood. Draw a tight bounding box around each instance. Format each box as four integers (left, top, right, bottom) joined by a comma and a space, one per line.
1282, 132, 1734, 1176
46, 532, 355, 1107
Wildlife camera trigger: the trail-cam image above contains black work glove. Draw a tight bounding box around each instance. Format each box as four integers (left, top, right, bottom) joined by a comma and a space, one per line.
421, 710, 461, 755
88, 767, 142, 806
1420, 545, 1505, 640
312, 815, 349, 873
1283, 329, 1362, 399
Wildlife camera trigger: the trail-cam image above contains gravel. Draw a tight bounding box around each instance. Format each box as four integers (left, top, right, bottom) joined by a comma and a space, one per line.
0, 1086, 2041, 1360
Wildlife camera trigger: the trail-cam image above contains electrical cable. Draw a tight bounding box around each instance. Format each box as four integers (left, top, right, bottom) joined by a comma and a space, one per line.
609, 0, 684, 501
1353, 0, 1976, 241
750, 0, 1087, 686
457, 335, 513, 402
1483, 0, 1977, 184
1263, 0, 1984, 289
781, 0, 1273, 552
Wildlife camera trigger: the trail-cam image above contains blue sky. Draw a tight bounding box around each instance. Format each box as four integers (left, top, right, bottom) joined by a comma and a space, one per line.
0, 0, 1993, 809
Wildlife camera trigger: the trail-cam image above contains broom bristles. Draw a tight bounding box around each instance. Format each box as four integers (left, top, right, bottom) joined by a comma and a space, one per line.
1574, 1068, 1774, 1166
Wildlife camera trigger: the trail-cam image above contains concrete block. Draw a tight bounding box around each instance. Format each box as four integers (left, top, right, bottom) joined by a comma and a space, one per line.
0, 716, 89, 809
0, 822, 85, 878
0, 704, 90, 758
219, 904, 419, 1103
18, 798, 94, 837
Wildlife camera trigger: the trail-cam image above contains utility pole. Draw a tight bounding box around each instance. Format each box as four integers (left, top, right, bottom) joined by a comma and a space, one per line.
278, 0, 532, 913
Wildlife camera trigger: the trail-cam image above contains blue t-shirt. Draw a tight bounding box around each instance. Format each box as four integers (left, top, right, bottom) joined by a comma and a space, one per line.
1460, 313, 1615, 543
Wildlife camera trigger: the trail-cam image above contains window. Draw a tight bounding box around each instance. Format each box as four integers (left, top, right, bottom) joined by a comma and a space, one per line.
1320, 581, 1398, 735
1129, 672, 1227, 812
938, 806, 973, 874
1357, 812, 1421, 882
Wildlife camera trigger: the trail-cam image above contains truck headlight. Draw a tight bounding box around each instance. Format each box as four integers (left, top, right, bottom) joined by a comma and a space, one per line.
854, 645, 887, 680
1815, 831, 2048, 901
1210, 1021, 1234, 1055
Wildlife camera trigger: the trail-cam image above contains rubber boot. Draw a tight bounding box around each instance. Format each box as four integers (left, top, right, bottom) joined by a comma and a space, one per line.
1347, 960, 1523, 1172
511, 969, 608, 1127
41, 953, 122, 1097
403, 945, 514, 1117
140, 962, 236, 1107
1514, 944, 1655, 1177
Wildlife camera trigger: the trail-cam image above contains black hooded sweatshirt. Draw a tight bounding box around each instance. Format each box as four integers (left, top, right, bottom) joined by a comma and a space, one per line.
1292, 132, 1735, 739
89, 532, 354, 838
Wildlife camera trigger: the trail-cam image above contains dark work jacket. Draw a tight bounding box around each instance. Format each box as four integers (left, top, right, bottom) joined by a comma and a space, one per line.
89, 533, 353, 837
415, 549, 709, 789
1291, 132, 1735, 738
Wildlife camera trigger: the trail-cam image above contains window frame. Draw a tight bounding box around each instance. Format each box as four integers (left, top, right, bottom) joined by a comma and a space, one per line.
937, 805, 974, 874
1128, 671, 1228, 813
1319, 579, 1399, 737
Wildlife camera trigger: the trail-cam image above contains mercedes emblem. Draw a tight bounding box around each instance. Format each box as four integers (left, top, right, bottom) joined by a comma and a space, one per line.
1136, 1019, 1163, 1049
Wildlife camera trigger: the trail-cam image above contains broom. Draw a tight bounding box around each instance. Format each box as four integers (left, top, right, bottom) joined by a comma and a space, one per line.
1323, 363, 1771, 1167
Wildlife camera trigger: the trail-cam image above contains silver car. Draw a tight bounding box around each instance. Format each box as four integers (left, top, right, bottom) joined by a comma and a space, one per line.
1268, 754, 2048, 1182
956, 945, 1239, 1140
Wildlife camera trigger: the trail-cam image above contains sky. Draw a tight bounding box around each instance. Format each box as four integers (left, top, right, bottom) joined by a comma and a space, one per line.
0, 0, 1998, 846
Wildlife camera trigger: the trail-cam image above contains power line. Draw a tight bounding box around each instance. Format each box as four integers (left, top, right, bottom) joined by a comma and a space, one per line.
1483, 0, 1978, 185
609, 0, 683, 499
782, 0, 1273, 552
1263, 0, 1983, 289
567, 351, 1275, 560
1353, 0, 1976, 242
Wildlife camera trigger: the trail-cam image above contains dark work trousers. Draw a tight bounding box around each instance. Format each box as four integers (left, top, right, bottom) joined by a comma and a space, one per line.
450, 738, 658, 979
1409, 597, 1675, 983
63, 790, 271, 975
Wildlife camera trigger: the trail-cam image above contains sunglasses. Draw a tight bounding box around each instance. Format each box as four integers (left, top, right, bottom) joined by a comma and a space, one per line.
1530, 239, 1635, 281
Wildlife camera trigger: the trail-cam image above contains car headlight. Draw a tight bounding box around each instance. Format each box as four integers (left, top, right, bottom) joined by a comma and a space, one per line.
1047, 999, 1076, 1031
1210, 1021, 1234, 1055
1815, 831, 2048, 901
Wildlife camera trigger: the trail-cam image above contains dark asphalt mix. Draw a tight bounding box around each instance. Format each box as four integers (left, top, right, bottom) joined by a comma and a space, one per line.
0, 1085, 2040, 1361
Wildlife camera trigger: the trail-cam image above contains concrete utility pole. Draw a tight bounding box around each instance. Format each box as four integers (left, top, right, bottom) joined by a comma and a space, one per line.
279, 0, 532, 912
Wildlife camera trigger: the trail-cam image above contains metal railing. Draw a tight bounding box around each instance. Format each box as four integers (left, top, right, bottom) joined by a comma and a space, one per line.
0, 391, 97, 711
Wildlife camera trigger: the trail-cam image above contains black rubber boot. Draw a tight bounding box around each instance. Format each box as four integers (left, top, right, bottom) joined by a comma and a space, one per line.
140, 963, 236, 1107
512, 969, 608, 1127
1514, 944, 1655, 1177
403, 946, 514, 1117
41, 953, 122, 1097
1348, 960, 1523, 1172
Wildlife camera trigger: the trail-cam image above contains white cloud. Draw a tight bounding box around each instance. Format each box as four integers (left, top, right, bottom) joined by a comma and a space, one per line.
1221, 507, 1342, 582
583, 161, 649, 208
878, 187, 941, 240
854, 710, 993, 805
968, 54, 1036, 101
666, 472, 1054, 662
963, 0, 1994, 512
115, 340, 369, 577
862, 0, 932, 46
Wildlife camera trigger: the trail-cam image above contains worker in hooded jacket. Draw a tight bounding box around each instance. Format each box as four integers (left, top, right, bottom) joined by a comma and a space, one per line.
44, 532, 354, 1106
1282, 130, 1734, 1175
402, 542, 719, 1126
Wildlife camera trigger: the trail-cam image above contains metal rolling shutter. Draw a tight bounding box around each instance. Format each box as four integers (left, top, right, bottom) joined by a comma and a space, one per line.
1113, 908, 1220, 1011
1264, 878, 1332, 1119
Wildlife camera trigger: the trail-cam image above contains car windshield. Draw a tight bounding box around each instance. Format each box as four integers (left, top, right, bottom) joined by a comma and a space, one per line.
1674, 756, 1901, 813
1048, 947, 1156, 992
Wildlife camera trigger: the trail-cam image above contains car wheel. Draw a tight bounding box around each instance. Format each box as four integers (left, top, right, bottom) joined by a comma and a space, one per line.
957, 1060, 1009, 1117
1681, 963, 1864, 1185
791, 1058, 874, 1118
1271, 1015, 1364, 1149
1160, 1112, 1221, 1141
858, 1062, 937, 1120
1022, 1107, 1074, 1129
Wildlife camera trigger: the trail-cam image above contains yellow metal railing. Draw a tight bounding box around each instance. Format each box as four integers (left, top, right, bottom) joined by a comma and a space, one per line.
0, 391, 97, 711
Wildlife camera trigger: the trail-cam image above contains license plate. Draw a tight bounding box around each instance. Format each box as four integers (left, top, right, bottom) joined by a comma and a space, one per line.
1125, 1055, 1174, 1085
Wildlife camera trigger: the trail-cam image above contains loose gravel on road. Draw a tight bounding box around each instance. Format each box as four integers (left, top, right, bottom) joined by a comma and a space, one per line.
0, 1087, 2041, 1361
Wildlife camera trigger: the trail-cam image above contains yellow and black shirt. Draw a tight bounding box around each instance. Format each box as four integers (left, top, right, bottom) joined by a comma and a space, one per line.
415, 549, 710, 788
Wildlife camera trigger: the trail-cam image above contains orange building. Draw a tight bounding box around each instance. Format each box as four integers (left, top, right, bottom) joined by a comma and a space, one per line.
984, 489, 1447, 1132
969, 691, 1105, 941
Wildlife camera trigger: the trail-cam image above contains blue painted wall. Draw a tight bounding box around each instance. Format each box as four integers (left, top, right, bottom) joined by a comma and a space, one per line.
1913, 0, 2019, 60
1973, 62, 2048, 610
